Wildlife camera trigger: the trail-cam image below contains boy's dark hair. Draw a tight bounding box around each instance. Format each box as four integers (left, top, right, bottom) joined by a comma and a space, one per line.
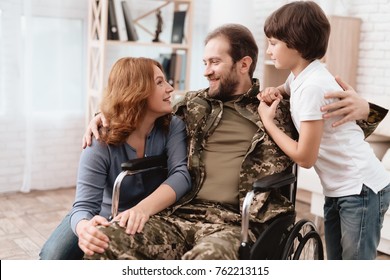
205, 23, 258, 78
264, 1, 330, 61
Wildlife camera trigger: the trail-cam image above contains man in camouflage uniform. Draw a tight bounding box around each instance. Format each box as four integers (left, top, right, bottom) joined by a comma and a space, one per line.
85, 24, 387, 260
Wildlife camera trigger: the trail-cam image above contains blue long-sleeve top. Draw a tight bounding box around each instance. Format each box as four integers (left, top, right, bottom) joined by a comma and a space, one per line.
70, 116, 191, 234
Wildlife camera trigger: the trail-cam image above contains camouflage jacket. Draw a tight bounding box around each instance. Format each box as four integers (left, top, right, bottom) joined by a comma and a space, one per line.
162, 79, 387, 224
357, 103, 388, 139
164, 79, 298, 223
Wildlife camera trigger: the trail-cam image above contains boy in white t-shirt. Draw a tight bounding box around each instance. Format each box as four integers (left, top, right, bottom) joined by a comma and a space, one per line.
258, 0, 390, 260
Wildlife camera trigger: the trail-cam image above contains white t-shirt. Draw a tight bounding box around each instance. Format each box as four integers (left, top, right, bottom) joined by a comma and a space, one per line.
284, 60, 390, 197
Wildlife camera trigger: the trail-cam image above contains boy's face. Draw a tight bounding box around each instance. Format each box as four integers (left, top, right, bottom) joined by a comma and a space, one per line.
202, 36, 240, 100
266, 37, 301, 71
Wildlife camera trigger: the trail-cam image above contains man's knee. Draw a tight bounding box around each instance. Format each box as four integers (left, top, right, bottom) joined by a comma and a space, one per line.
89, 220, 186, 260
182, 236, 240, 260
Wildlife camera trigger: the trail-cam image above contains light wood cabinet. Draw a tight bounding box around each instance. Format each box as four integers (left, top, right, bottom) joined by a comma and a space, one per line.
262, 15, 361, 89
86, 0, 193, 124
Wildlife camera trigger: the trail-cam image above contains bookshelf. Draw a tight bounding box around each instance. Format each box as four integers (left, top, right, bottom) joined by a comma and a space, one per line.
86, 0, 193, 124
261, 15, 361, 89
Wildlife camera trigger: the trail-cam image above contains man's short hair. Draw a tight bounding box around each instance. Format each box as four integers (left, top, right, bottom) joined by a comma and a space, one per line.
205, 23, 258, 78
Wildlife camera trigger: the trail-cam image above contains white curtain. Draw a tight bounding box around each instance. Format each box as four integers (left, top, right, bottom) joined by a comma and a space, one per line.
0, 0, 87, 193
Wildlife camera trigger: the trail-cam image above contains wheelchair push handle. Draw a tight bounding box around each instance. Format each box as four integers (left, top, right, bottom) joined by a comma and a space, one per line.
121, 154, 167, 171
253, 170, 296, 192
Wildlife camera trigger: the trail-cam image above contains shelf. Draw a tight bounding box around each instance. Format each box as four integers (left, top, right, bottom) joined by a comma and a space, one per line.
86, 0, 193, 125
103, 40, 191, 50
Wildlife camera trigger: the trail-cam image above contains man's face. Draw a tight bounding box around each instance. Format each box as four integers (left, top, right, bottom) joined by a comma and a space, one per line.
203, 37, 240, 101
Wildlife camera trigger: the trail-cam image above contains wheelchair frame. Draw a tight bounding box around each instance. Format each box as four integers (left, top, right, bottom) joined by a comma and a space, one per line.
109, 155, 167, 220
111, 156, 324, 260
240, 166, 324, 260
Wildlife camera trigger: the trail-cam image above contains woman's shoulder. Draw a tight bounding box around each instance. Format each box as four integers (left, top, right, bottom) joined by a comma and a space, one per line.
79, 137, 113, 167
83, 137, 109, 156
170, 115, 186, 127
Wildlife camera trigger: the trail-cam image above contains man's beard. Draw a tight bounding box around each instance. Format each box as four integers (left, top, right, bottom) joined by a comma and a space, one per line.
208, 66, 239, 102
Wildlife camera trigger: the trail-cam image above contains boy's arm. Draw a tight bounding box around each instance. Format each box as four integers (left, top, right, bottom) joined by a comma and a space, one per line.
260, 84, 287, 105
276, 84, 289, 98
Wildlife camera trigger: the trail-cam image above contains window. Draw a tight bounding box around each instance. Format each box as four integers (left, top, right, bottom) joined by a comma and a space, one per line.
0, 9, 3, 114
23, 16, 85, 114
0, 0, 88, 193
0, 2, 86, 117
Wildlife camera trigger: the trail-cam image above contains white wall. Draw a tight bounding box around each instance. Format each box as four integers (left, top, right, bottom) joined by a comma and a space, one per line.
0, 116, 85, 193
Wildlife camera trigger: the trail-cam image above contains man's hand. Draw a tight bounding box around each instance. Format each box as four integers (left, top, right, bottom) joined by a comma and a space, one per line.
321, 76, 369, 127
82, 113, 108, 148
76, 216, 111, 256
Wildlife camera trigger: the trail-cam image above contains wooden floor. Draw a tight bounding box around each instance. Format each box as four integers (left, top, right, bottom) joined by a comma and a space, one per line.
0, 187, 75, 260
0, 187, 389, 260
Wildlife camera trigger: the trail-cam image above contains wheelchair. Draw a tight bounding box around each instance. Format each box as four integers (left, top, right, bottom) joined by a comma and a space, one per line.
111, 155, 324, 260
239, 166, 324, 260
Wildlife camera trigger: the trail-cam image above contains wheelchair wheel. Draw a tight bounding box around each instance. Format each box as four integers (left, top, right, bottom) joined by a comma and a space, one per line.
293, 230, 323, 260
281, 219, 324, 260
248, 214, 295, 260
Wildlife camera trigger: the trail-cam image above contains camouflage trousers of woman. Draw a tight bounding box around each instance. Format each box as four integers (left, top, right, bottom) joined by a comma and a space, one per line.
85, 200, 256, 260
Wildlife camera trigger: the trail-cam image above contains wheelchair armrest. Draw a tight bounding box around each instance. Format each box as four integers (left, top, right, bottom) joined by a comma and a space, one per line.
121, 154, 167, 171
110, 154, 167, 220
253, 170, 296, 192
240, 170, 296, 258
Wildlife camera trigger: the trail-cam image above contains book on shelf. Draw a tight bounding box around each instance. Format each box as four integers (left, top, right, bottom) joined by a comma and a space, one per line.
158, 52, 186, 90
169, 53, 177, 87
171, 11, 186, 44
114, 0, 128, 41
172, 53, 186, 90
158, 53, 172, 83
178, 53, 186, 90
121, 0, 139, 41
107, 0, 119, 40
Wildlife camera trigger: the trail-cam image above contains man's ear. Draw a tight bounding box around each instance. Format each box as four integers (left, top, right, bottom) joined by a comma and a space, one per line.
239, 56, 252, 74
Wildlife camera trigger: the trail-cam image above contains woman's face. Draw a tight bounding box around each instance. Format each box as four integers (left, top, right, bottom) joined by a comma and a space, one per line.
146, 65, 174, 117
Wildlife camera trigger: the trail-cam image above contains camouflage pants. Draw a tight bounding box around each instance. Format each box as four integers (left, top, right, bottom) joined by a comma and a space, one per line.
85, 200, 255, 260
